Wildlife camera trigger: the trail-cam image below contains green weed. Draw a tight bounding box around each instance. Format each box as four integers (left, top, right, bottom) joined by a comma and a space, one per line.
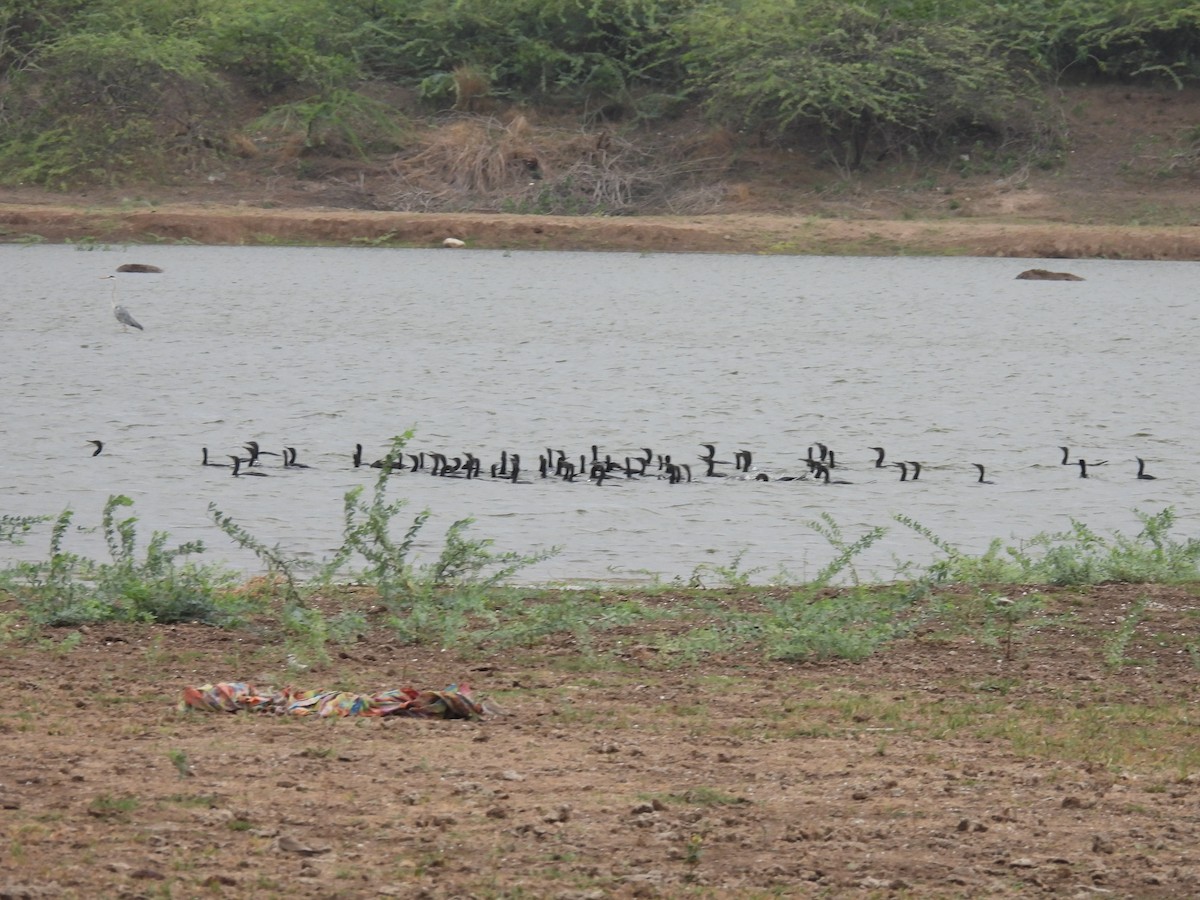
983, 592, 1046, 661
900, 507, 1200, 586
688, 549, 766, 588
1103, 596, 1148, 669
88, 793, 139, 819
0, 513, 48, 545
2, 495, 248, 627
806, 512, 889, 587
763, 587, 917, 662
333, 433, 557, 646
166, 749, 192, 779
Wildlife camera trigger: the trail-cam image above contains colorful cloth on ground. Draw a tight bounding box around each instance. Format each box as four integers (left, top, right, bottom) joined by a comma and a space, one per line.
179, 681, 485, 719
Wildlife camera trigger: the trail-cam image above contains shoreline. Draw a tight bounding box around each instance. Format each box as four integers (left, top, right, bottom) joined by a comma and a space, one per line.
3, 202, 1200, 258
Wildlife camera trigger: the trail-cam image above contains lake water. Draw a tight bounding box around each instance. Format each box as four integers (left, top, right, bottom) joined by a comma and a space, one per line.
1, 243, 1196, 585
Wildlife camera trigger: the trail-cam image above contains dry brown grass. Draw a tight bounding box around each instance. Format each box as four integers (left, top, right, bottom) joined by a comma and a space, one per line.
451, 64, 491, 112
386, 114, 731, 214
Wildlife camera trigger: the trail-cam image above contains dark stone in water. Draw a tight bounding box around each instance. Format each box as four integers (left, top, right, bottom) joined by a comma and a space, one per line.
1015, 268, 1083, 281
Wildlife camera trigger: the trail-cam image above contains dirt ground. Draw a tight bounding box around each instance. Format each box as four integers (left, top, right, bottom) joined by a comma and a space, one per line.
3, 583, 1200, 898
0, 84, 1197, 258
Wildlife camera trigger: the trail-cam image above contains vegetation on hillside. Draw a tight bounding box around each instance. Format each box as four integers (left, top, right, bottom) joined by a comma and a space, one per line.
0, 0, 1197, 201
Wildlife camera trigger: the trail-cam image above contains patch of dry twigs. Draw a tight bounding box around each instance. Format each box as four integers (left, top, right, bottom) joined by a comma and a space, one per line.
385, 114, 731, 215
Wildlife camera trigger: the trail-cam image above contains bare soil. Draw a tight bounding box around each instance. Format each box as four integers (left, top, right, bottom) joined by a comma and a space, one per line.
0, 84, 1197, 258
3, 584, 1200, 898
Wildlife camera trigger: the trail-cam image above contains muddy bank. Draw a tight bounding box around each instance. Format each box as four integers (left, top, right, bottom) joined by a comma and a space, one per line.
3, 583, 1200, 898
3, 202, 1200, 258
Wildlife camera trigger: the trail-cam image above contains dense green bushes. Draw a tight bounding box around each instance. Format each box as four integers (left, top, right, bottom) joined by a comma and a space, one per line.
0, 27, 226, 186
0, 0, 1196, 185
680, 1, 1037, 169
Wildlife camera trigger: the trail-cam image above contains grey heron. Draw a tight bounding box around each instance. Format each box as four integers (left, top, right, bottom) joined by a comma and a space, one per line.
103, 275, 143, 332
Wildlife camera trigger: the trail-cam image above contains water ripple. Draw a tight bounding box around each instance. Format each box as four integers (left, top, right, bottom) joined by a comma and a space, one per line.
1, 246, 1196, 583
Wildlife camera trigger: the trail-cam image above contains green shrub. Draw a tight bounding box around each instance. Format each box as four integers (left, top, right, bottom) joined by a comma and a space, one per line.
197, 0, 361, 93
343, 0, 692, 115
333, 433, 557, 645
0, 513, 48, 546
0, 28, 227, 185
763, 587, 918, 662
901, 507, 1200, 586
249, 88, 411, 157
1, 495, 247, 626
678, 0, 1041, 169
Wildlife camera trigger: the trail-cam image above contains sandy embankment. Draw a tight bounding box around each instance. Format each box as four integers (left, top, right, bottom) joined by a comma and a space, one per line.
3, 203, 1200, 259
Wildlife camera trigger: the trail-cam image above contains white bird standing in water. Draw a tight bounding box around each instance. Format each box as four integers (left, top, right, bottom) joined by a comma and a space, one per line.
103, 275, 143, 332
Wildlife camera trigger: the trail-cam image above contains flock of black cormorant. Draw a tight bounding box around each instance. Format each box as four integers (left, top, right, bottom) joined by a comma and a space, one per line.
84, 439, 1160, 485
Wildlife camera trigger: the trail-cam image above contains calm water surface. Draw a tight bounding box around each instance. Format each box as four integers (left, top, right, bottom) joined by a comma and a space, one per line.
1, 244, 1196, 584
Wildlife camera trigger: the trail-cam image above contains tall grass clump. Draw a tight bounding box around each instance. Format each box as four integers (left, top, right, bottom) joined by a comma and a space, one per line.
1, 495, 246, 626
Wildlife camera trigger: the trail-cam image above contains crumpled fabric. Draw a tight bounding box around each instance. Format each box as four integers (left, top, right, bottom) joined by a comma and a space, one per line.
179, 681, 485, 719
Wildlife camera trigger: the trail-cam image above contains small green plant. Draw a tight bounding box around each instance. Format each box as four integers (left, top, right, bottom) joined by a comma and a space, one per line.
763, 586, 916, 662
980, 592, 1045, 662
88, 793, 139, 819
654, 622, 752, 662
327, 609, 368, 645
40, 630, 83, 656
167, 749, 193, 779
207, 500, 329, 665
806, 513, 888, 587
688, 549, 765, 588
203, 431, 555, 652
1103, 597, 1148, 669
683, 833, 703, 866
899, 508, 1200, 586
208, 502, 305, 605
